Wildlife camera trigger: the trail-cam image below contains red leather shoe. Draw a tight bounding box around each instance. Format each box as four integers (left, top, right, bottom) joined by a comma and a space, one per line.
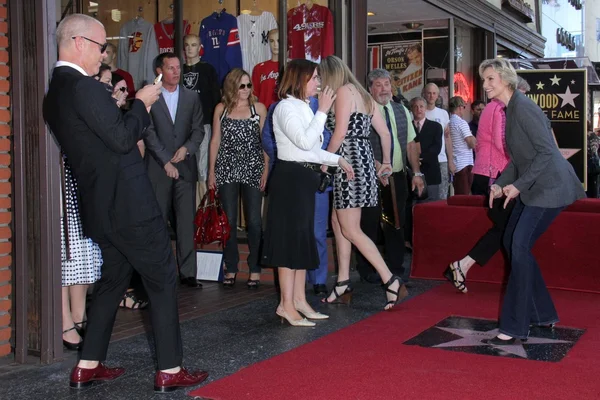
154, 367, 209, 393
70, 363, 125, 389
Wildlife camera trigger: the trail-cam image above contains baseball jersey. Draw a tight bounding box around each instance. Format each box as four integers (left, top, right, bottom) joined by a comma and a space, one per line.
252, 60, 279, 109
154, 20, 191, 54
200, 11, 243, 85
287, 4, 334, 63
183, 61, 221, 125
237, 12, 278, 75
117, 18, 159, 89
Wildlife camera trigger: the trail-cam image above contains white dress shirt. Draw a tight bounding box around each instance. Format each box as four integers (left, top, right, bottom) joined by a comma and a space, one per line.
273, 96, 340, 166
55, 61, 88, 76
161, 85, 179, 122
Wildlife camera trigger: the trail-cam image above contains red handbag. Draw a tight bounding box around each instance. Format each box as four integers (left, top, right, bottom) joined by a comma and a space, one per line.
194, 189, 231, 247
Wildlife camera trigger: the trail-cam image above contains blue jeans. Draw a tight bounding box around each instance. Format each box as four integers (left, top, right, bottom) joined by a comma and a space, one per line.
499, 197, 563, 339
307, 190, 329, 285
219, 182, 263, 274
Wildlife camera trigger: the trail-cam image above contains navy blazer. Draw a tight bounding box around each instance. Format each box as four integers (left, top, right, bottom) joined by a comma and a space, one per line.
495, 90, 585, 208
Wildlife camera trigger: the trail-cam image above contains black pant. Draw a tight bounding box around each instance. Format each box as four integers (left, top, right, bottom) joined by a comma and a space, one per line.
471, 173, 490, 196
356, 171, 407, 278
468, 198, 515, 266
81, 216, 182, 370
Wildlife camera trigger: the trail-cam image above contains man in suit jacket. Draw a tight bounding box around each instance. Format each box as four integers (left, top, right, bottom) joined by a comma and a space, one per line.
356, 69, 424, 283
43, 14, 207, 392
411, 97, 443, 202
144, 53, 204, 288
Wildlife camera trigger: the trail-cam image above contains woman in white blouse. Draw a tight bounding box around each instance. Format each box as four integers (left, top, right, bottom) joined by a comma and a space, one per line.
262, 59, 354, 327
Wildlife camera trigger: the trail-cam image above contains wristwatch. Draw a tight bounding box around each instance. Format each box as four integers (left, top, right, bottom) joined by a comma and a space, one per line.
413, 172, 425, 177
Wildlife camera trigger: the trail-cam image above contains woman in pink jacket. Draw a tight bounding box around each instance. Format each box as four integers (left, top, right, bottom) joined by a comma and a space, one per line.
443, 98, 511, 293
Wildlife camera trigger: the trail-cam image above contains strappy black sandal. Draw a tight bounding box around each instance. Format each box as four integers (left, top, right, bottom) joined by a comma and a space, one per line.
247, 279, 260, 289
73, 320, 87, 337
443, 261, 468, 293
223, 273, 237, 288
119, 291, 149, 309
321, 279, 353, 305
382, 275, 408, 311
63, 326, 82, 351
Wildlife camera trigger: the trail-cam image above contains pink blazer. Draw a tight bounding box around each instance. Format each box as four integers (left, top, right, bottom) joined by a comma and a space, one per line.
472, 99, 509, 179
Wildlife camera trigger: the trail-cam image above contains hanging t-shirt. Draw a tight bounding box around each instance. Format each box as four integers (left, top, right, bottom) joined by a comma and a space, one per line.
252, 60, 279, 109
117, 18, 159, 89
237, 12, 278, 75
183, 61, 222, 125
199, 11, 243, 85
287, 3, 334, 63
154, 20, 191, 54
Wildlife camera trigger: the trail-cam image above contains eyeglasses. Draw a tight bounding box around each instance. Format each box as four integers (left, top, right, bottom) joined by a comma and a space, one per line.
239, 83, 253, 90
72, 36, 108, 53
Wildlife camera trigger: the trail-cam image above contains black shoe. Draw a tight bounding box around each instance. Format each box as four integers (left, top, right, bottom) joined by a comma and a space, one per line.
482, 336, 522, 345
313, 284, 328, 296
180, 277, 203, 288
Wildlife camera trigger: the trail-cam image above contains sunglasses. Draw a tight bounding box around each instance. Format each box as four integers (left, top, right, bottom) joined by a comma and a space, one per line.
72, 36, 108, 53
239, 83, 253, 90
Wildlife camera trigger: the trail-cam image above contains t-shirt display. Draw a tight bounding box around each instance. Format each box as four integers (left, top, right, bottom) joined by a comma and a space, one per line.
154, 20, 191, 54
199, 11, 243, 84
117, 17, 159, 89
237, 12, 278, 75
183, 62, 221, 125
287, 3, 334, 63
252, 60, 279, 109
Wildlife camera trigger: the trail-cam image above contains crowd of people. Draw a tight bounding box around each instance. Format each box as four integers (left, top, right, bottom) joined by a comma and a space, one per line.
48, 13, 588, 393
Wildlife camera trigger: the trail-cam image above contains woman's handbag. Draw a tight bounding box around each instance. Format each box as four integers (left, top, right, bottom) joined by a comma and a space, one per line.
194, 189, 231, 247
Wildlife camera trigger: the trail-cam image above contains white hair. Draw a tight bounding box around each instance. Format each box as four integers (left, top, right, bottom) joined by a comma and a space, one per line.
56, 14, 104, 49
478, 58, 518, 91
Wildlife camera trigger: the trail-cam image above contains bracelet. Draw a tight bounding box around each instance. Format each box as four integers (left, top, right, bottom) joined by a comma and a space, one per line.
382, 162, 391, 165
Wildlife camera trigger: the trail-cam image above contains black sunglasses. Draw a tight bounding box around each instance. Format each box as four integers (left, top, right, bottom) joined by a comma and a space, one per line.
239, 83, 253, 90
72, 36, 108, 53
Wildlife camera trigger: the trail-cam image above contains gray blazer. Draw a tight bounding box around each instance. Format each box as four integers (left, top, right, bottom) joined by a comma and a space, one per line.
144, 85, 204, 182
495, 90, 585, 208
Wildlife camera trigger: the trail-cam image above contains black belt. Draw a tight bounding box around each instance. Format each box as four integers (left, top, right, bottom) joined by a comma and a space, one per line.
299, 162, 321, 172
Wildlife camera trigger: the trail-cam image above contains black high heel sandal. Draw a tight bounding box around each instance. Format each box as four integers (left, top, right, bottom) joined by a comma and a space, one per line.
247, 279, 260, 289
63, 326, 82, 351
322, 279, 353, 305
223, 273, 237, 288
443, 261, 468, 293
382, 275, 408, 310
73, 320, 87, 337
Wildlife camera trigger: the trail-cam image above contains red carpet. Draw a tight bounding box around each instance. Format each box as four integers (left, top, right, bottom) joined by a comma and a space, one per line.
190, 283, 600, 400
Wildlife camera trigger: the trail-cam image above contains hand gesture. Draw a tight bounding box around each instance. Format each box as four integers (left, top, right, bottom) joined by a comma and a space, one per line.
136, 81, 162, 111
317, 86, 337, 114
502, 184, 520, 209
207, 171, 217, 190
412, 176, 425, 197
171, 146, 188, 163
338, 157, 355, 180
112, 80, 128, 108
164, 162, 179, 179
488, 184, 503, 208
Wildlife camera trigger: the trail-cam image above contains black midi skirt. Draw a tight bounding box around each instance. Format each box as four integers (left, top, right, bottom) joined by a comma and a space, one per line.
262, 160, 320, 270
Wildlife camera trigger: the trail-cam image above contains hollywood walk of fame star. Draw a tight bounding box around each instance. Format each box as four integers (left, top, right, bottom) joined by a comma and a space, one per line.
536, 81, 545, 90
433, 327, 572, 359
550, 75, 561, 86
557, 86, 580, 108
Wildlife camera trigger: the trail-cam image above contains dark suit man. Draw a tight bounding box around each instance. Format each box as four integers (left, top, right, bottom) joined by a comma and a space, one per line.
356, 69, 423, 283
411, 97, 443, 202
43, 14, 207, 392
144, 53, 204, 288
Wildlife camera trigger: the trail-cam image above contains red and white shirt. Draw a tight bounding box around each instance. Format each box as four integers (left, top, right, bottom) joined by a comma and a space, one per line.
287, 3, 334, 63
252, 60, 279, 109
154, 20, 191, 54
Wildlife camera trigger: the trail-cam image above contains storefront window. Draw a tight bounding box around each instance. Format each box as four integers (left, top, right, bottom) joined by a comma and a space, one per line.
454, 21, 476, 120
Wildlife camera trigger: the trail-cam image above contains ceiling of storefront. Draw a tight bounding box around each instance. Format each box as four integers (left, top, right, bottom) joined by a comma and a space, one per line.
367, 0, 452, 34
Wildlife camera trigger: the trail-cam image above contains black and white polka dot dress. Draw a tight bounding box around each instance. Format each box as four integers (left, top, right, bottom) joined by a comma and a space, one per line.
215, 105, 264, 189
61, 155, 102, 286
327, 112, 378, 209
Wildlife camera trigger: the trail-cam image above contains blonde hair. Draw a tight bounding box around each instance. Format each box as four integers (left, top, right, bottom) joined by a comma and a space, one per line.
319, 55, 374, 114
478, 58, 518, 91
222, 68, 255, 113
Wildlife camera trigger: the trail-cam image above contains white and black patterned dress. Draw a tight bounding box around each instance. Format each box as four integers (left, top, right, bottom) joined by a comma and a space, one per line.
61, 155, 102, 286
328, 111, 378, 209
215, 105, 264, 188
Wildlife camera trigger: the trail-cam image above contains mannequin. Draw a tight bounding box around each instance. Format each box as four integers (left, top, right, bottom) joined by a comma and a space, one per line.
103, 43, 135, 97
251, 29, 279, 109
182, 34, 221, 199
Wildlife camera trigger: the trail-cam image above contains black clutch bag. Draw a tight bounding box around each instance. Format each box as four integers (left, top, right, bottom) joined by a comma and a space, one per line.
318, 171, 333, 193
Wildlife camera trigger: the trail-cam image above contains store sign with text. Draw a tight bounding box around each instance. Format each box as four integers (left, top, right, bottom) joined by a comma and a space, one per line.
381, 41, 423, 101
517, 69, 587, 187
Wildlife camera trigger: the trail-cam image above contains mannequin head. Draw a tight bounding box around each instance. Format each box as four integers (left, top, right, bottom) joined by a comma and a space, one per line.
183, 34, 201, 65
268, 29, 279, 60
103, 43, 117, 68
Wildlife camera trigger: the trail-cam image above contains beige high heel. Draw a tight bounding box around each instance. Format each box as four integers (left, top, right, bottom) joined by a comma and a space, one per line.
295, 305, 329, 320
276, 309, 316, 327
